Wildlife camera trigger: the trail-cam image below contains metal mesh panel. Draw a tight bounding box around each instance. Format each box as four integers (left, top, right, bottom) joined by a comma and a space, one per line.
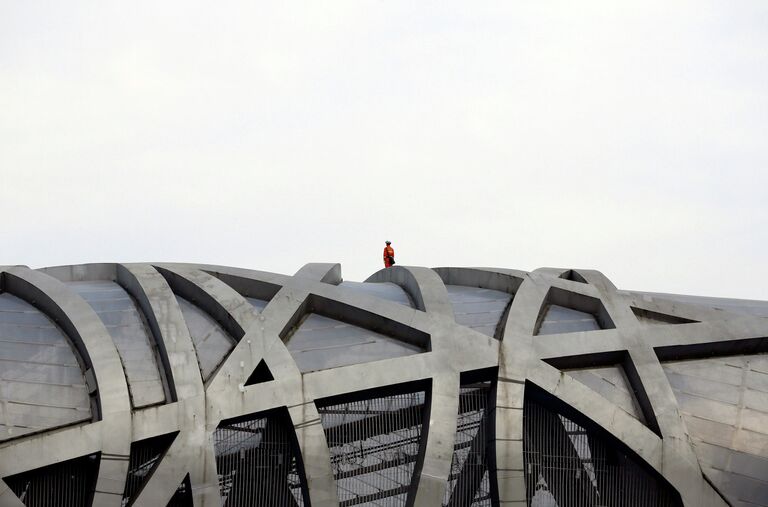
317, 390, 426, 506
443, 382, 494, 507
122, 432, 177, 506
523, 397, 682, 507
214, 410, 306, 507
4, 452, 99, 507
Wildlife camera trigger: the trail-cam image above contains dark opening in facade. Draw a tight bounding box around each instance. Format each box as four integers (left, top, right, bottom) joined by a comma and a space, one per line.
523, 383, 682, 507
122, 432, 178, 506
4, 452, 100, 507
316, 382, 430, 506
213, 408, 308, 506
443, 370, 497, 506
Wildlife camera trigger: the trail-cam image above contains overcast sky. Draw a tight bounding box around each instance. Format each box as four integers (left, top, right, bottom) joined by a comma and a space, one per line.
1, 2, 766, 299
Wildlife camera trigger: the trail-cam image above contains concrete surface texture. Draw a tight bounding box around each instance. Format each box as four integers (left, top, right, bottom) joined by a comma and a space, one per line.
0, 262, 766, 507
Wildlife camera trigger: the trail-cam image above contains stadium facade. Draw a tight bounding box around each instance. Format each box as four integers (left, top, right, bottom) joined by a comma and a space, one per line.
0, 262, 767, 507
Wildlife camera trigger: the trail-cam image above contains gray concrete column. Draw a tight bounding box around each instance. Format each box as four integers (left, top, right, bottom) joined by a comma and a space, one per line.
495, 274, 544, 506
414, 372, 460, 506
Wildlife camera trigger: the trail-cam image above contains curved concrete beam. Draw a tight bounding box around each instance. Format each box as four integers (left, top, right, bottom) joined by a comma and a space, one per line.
153, 264, 259, 339
0, 267, 131, 507
294, 263, 343, 285
118, 264, 219, 507
366, 266, 454, 318
3, 262, 766, 507
432, 266, 525, 294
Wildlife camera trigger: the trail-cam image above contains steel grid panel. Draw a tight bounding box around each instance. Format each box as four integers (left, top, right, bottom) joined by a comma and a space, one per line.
317, 391, 427, 506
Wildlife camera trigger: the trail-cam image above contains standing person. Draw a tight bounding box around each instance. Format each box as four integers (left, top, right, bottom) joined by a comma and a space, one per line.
383, 240, 395, 268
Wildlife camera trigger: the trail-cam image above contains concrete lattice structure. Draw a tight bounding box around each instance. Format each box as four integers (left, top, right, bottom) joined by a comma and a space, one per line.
0, 262, 767, 507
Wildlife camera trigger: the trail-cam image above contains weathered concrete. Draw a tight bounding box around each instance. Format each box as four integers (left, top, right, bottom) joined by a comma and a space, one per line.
0, 262, 767, 507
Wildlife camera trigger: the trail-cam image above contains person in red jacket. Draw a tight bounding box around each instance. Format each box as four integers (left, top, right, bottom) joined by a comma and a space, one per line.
383, 240, 395, 268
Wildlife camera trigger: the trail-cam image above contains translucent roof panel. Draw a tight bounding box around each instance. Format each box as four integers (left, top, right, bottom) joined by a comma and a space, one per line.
662, 353, 768, 507
0, 293, 91, 441
537, 305, 600, 335
175, 295, 237, 382
246, 297, 269, 313
338, 281, 413, 307
286, 314, 423, 373
635, 292, 768, 318
69, 281, 166, 408
446, 285, 512, 338
565, 366, 645, 423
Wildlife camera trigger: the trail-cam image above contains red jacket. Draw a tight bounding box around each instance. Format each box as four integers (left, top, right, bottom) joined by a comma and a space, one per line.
383, 245, 395, 267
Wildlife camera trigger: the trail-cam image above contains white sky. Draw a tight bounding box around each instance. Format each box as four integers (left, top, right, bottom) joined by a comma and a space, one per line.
1, 2, 766, 299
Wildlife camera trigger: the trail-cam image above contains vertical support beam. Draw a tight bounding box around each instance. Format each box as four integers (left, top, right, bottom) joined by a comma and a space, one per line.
413, 372, 460, 506
289, 401, 339, 507
368, 265, 461, 505
494, 377, 526, 506
494, 273, 545, 506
